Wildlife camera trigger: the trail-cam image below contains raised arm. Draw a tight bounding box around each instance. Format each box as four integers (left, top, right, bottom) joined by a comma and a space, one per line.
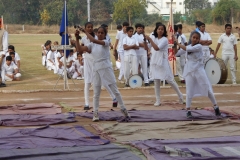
74, 30, 90, 53
145, 36, 159, 51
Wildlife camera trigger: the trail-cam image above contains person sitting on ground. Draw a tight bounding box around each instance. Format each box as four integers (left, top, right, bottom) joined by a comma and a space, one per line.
72, 53, 84, 79
9, 52, 20, 73
6, 45, 20, 71
59, 50, 75, 78
42, 40, 51, 66
3, 56, 21, 81
46, 41, 57, 74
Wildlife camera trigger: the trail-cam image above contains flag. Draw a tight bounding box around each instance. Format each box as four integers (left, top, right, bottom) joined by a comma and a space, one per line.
167, 1, 176, 75
59, 2, 70, 57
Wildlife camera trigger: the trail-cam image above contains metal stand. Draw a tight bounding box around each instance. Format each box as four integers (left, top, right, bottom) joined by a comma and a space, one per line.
53, 66, 76, 89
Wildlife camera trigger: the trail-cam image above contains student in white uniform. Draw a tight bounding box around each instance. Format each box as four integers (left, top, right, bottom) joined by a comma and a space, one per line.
41, 40, 51, 67
133, 23, 149, 86
198, 22, 212, 64
123, 26, 139, 87
113, 22, 129, 83
0, 28, 8, 87
175, 24, 187, 83
175, 31, 221, 118
46, 42, 57, 74
145, 24, 185, 106
75, 26, 130, 122
59, 50, 75, 78
7, 45, 21, 71
215, 24, 238, 84
3, 56, 21, 81
77, 22, 117, 110
72, 53, 84, 79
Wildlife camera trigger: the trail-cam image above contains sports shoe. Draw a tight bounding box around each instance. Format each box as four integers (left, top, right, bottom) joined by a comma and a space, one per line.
145, 83, 150, 86
121, 108, 131, 118
179, 98, 186, 104
154, 102, 161, 106
112, 98, 118, 107
233, 81, 237, 85
186, 111, 193, 118
84, 105, 90, 110
92, 112, 99, 122
118, 79, 125, 84
0, 83, 6, 87
214, 106, 221, 116
125, 84, 130, 87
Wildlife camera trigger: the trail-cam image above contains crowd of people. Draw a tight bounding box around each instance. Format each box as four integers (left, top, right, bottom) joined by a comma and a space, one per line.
0, 28, 21, 88
40, 20, 239, 120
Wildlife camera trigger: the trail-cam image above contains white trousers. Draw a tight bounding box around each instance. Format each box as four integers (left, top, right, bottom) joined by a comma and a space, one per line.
176, 55, 185, 81
203, 48, 210, 64
154, 78, 183, 104
42, 56, 46, 66
72, 66, 84, 79
137, 54, 149, 83
47, 62, 57, 74
118, 51, 124, 80
222, 54, 236, 82
124, 55, 138, 83
5, 73, 21, 81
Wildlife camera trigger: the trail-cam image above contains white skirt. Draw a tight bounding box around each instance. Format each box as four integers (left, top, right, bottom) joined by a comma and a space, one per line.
150, 59, 174, 81
84, 57, 93, 84
93, 67, 116, 86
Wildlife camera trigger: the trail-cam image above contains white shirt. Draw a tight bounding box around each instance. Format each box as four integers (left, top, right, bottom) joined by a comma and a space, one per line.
3, 62, 18, 75
106, 34, 111, 43
218, 33, 237, 55
5, 52, 20, 64
74, 59, 83, 70
123, 36, 139, 56
0, 30, 9, 57
116, 30, 127, 52
60, 56, 73, 67
133, 33, 145, 53
81, 36, 94, 60
87, 40, 111, 71
47, 50, 54, 63
54, 51, 62, 66
198, 31, 212, 49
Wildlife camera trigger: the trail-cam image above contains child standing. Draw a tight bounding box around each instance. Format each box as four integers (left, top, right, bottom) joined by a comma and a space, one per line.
175, 31, 221, 118
123, 26, 139, 87
75, 26, 130, 122
146, 24, 185, 106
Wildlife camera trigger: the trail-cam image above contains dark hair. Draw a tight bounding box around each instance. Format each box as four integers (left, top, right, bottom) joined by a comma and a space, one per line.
117, 25, 122, 30
142, 24, 145, 29
6, 56, 12, 61
178, 24, 183, 29
126, 26, 134, 32
174, 25, 178, 32
191, 31, 201, 40
155, 22, 162, 27
84, 22, 95, 37
195, 21, 202, 26
135, 23, 143, 29
198, 22, 205, 27
101, 24, 108, 28
225, 24, 232, 29
8, 45, 15, 51
153, 24, 167, 38
93, 28, 98, 33
45, 40, 51, 47
9, 52, 15, 56
98, 26, 107, 36
122, 22, 129, 27
77, 52, 82, 57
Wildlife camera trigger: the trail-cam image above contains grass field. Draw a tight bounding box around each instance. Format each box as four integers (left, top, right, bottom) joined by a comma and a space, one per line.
5, 31, 240, 91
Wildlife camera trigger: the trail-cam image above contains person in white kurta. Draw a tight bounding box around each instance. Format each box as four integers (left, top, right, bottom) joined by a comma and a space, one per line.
75, 27, 130, 122
175, 31, 221, 118
3, 56, 21, 81
146, 24, 185, 106
46, 49, 57, 74
133, 24, 149, 86
198, 22, 212, 64
72, 53, 84, 79
215, 24, 238, 84
7, 45, 21, 71
123, 27, 139, 86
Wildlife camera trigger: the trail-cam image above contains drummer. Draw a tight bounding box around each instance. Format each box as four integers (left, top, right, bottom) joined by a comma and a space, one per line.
198, 22, 212, 64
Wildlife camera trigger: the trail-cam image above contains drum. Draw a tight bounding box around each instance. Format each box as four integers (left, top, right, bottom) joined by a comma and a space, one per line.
128, 75, 143, 88
204, 58, 228, 84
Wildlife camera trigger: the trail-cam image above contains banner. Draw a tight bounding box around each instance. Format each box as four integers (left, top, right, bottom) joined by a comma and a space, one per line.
167, 1, 176, 75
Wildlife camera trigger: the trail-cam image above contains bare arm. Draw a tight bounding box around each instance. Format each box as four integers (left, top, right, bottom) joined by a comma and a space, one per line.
74, 30, 90, 53
83, 29, 105, 46
114, 39, 119, 50
145, 36, 159, 51
123, 44, 138, 50
214, 43, 221, 57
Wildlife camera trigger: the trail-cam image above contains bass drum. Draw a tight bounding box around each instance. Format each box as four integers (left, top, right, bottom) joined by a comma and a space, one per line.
128, 75, 143, 88
204, 58, 228, 84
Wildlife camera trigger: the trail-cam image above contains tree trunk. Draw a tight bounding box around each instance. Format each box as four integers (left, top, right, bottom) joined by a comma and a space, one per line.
128, 13, 131, 26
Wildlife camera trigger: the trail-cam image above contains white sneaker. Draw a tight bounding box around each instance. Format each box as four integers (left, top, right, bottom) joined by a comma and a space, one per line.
92, 112, 99, 122
154, 102, 161, 106
233, 81, 237, 85
121, 109, 131, 118
179, 98, 186, 104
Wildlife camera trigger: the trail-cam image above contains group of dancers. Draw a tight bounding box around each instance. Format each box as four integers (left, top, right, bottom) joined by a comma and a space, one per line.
70, 20, 233, 121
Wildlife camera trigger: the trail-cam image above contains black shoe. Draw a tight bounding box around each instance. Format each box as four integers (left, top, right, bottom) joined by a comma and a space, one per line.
145, 83, 150, 86
112, 99, 118, 107
125, 84, 130, 87
149, 81, 154, 84
0, 83, 6, 87
186, 111, 193, 118
181, 80, 185, 84
214, 106, 221, 116
84, 105, 90, 110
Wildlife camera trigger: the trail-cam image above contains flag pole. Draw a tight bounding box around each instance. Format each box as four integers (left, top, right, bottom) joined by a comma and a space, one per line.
64, 0, 68, 90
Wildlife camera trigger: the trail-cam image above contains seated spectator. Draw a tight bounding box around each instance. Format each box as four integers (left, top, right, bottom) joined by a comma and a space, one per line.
6, 45, 21, 71
3, 56, 21, 81
42, 40, 51, 66
72, 53, 84, 79
46, 41, 57, 74
59, 50, 75, 78
9, 52, 20, 73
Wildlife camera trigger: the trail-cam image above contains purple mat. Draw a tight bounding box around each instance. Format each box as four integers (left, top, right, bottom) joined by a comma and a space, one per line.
0, 113, 76, 126
77, 110, 228, 122
128, 136, 240, 160
0, 125, 109, 149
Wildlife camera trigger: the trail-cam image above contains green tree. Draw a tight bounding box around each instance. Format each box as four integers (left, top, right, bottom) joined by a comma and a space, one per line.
173, 11, 182, 24
184, 0, 211, 11
212, 0, 240, 24
113, 0, 147, 25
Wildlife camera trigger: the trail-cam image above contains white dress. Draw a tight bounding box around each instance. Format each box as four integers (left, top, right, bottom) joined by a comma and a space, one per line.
184, 44, 212, 98
82, 36, 94, 84
150, 36, 173, 81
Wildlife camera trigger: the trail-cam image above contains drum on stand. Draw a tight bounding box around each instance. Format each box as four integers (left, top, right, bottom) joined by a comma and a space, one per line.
204, 58, 228, 84
128, 75, 143, 88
